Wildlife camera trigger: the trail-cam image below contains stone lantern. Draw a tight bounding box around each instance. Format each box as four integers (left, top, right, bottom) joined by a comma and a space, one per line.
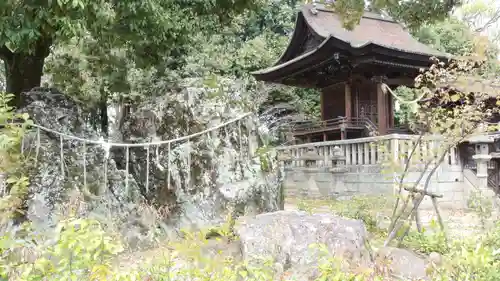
299, 147, 323, 169
295, 147, 323, 198
469, 134, 498, 217
327, 145, 348, 198
329, 146, 347, 173
469, 135, 494, 189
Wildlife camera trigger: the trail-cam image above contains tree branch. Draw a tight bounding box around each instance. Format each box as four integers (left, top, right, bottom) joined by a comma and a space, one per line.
475, 9, 500, 33
388, 134, 423, 232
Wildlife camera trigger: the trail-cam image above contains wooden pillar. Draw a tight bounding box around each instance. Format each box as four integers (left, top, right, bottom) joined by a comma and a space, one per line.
320, 90, 325, 120
377, 81, 387, 135
345, 82, 351, 119
388, 93, 394, 128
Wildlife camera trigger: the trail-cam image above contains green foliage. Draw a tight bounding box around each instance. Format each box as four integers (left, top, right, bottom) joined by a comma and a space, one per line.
0, 93, 32, 223
413, 16, 499, 74
467, 190, 494, 229
0, 0, 260, 55
311, 243, 388, 281
1, 196, 500, 280
328, 196, 390, 234
256, 145, 273, 172
431, 228, 500, 281
403, 220, 450, 255
0, 217, 124, 281
317, 0, 460, 31
297, 200, 315, 214
393, 86, 419, 127
415, 18, 477, 56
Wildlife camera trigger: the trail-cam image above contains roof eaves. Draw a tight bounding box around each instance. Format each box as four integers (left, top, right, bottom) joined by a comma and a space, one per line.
351, 41, 451, 59
251, 35, 333, 76
273, 9, 305, 65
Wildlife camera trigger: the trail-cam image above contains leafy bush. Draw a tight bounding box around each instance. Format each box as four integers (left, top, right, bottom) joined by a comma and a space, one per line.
0, 92, 33, 224
431, 233, 500, 281
403, 219, 450, 255
0, 218, 124, 280
1, 200, 500, 280
329, 196, 388, 234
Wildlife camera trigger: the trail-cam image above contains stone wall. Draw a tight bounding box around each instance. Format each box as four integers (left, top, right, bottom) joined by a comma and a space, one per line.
283, 165, 468, 210
278, 134, 470, 211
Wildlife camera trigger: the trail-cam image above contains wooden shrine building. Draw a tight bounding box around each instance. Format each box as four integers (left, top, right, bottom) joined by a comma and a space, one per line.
252, 4, 449, 142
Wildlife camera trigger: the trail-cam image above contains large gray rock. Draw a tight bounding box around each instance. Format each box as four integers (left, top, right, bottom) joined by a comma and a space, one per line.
18, 88, 142, 234
375, 247, 430, 280
14, 80, 283, 244
116, 78, 283, 231
235, 210, 373, 278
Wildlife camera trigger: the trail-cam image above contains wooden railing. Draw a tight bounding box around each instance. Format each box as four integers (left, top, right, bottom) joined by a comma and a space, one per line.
291, 116, 378, 135
364, 118, 379, 136
276, 134, 461, 170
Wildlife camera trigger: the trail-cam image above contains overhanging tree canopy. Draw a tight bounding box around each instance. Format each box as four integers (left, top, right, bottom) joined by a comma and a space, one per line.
0, 0, 462, 108
0, 0, 262, 106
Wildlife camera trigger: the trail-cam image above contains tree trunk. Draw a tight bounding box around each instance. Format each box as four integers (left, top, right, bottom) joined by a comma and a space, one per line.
1, 39, 52, 108
4, 53, 45, 108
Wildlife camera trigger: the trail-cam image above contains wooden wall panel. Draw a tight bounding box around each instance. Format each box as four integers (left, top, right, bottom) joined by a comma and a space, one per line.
321, 84, 345, 120
352, 78, 377, 123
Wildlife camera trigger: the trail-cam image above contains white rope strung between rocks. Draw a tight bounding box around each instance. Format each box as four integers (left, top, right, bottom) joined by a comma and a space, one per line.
16, 112, 254, 199
24, 112, 253, 147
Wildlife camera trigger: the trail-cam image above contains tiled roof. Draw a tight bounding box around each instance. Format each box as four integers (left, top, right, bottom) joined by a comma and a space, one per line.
302, 4, 446, 57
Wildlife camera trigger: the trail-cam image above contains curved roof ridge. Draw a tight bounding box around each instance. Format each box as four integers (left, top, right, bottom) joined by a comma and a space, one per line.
301, 4, 448, 58
315, 3, 397, 23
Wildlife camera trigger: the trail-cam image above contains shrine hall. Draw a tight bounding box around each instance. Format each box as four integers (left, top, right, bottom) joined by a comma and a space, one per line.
252, 4, 449, 142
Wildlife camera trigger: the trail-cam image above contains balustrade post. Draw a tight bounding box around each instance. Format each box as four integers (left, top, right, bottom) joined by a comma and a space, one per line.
364, 143, 369, 165
370, 142, 376, 165
345, 144, 351, 165
357, 143, 363, 165
390, 137, 400, 196
391, 137, 399, 165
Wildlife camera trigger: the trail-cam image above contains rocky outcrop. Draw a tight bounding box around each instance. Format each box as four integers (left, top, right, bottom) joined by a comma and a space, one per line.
19, 88, 141, 230
116, 78, 282, 230
14, 81, 282, 246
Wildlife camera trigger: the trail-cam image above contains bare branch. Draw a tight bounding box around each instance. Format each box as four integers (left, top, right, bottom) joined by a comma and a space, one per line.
388, 134, 424, 232
475, 9, 500, 32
